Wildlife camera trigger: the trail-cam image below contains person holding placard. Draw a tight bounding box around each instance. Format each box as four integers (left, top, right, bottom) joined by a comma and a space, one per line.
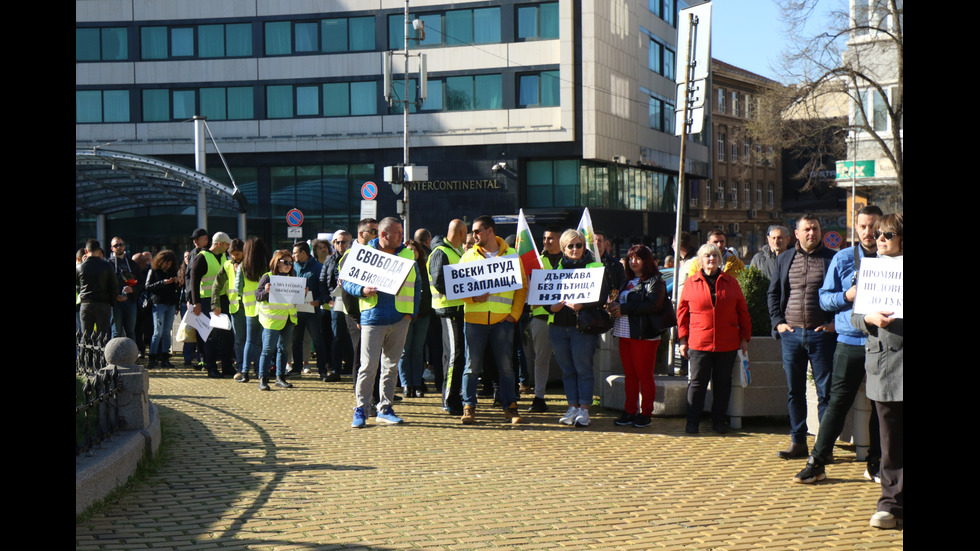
459, 216, 528, 425
678, 243, 751, 434
851, 213, 903, 529
190, 232, 234, 378
343, 217, 419, 428
547, 230, 610, 428
606, 245, 669, 429
255, 249, 299, 391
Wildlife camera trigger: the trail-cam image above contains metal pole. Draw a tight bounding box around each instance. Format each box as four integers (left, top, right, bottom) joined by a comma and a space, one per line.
850, 129, 857, 244
402, 0, 411, 237
193, 116, 208, 232
669, 12, 698, 376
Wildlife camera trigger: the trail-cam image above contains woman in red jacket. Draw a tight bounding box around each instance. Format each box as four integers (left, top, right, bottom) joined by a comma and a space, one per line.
677, 243, 751, 434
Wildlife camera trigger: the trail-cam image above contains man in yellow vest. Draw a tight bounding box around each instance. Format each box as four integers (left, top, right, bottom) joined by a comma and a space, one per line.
343, 217, 419, 428
427, 219, 468, 415
459, 215, 528, 425
526, 225, 564, 413
190, 231, 233, 378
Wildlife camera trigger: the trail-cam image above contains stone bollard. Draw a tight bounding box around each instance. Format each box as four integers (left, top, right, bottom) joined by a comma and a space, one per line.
104, 337, 151, 433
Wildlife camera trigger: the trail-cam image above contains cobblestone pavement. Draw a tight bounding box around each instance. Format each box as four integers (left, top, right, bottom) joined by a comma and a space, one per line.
77, 367, 903, 550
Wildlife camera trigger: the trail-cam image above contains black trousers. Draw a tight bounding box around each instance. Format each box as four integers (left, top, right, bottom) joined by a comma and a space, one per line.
687, 349, 737, 425
875, 400, 903, 517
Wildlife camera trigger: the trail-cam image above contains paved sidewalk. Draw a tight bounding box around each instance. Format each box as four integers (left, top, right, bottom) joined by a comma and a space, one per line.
77, 368, 903, 550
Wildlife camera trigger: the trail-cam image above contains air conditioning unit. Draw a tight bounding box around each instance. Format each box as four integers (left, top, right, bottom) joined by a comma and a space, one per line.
747, 209, 756, 219
730, 223, 740, 233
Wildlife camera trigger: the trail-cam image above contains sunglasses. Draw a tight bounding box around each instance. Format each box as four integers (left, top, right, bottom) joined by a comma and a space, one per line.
566, 242, 584, 249
873, 231, 899, 240
112, 243, 125, 248
362, 228, 378, 236
278, 259, 294, 265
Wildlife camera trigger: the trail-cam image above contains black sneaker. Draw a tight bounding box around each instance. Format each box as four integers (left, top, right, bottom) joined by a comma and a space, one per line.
793, 459, 827, 484
527, 397, 549, 413
864, 461, 881, 483
632, 414, 652, 428
614, 412, 635, 426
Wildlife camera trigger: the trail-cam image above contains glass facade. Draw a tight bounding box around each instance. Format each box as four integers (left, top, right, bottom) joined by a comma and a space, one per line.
526, 160, 678, 212
517, 3, 559, 40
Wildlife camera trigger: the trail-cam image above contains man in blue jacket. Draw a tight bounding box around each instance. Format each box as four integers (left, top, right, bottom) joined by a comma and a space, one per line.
793, 205, 883, 483
292, 242, 335, 382
343, 217, 420, 428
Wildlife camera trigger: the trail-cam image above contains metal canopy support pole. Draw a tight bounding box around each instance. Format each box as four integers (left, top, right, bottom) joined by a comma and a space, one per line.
194, 116, 208, 232
402, 0, 411, 237
669, 11, 700, 376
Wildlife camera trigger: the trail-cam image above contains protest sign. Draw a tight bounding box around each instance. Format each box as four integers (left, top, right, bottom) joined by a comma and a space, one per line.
526, 267, 605, 305
340, 243, 416, 296
444, 255, 523, 301
268, 275, 307, 305
853, 257, 903, 318
182, 310, 212, 341
296, 290, 315, 313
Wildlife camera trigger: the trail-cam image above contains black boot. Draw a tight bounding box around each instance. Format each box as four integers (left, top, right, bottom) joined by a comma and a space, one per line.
258, 377, 270, 391
161, 353, 174, 368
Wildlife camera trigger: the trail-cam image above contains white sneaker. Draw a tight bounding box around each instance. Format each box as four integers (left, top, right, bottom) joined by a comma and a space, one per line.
559, 406, 579, 425
870, 511, 899, 529
574, 409, 591, 427
302, 366, 312, 374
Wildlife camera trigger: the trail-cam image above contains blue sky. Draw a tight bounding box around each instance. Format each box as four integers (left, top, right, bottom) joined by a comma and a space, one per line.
707, 0, 786, 82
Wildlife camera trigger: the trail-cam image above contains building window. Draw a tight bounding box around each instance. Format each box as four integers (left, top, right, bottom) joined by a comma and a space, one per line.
322, 17, 374, 52
717, 134, 726, 161
527, 159, 580, 208
76, 27, 128, 61
717, 89, 726, 113
648, 37, 676, 79
703, 181, 710, 207
743, 182, 751, 206
756, 144, 763, 165
716, 181, 725, 206
141, 23, 252, 59
269, 82, 377, 118
730, 182, 738, 208
390, 7, 501, 48
744, 141, 751, 163
768, 182, 775, 207
200, 87, 254, 120
756, 181, 763, 207
517, 3, 559, 40
646, 93, 673, 133
76, 90, 130, 123
731, 142, 738, 163
445, 74, 502, 110
518, 71, 560, 107
731, 91, 740, 117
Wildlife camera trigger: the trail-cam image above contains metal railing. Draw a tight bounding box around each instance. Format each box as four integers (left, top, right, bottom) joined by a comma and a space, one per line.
75, 332, 120, 455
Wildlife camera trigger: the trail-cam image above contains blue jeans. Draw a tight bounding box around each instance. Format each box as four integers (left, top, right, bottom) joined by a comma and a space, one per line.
231, 308, 246, 369
398, 315, 431, 387
462, 321, 516, 409
259, 322, 294, 380
293, 311, 328, 375
150, 303, 176, 355
241, 315, 262, 375
111, 298, 137, 339
779, 327, 835, 443
549, 325, 598, 407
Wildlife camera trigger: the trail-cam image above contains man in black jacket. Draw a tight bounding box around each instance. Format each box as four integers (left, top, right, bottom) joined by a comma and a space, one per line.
427, 219, 468, 414
77, 239, 117, 340
767, 214, 837, 460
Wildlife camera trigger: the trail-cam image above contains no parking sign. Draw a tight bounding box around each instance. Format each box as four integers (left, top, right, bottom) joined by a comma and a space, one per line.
361, 181, 378, 201
823, 231, 842, 250
286, 209, 304, 227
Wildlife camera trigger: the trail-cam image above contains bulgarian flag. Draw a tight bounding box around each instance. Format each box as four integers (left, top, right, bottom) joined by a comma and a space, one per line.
577, 207, 600, 260
515, 209, 543, 277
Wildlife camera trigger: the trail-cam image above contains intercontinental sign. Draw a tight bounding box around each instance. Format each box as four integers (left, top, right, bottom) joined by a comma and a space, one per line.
406, 179, 503, 192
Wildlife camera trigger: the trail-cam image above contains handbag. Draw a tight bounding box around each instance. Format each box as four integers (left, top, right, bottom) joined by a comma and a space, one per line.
645, 280, 677, 333
736, 350, 751, 387
576, 307, 613, 335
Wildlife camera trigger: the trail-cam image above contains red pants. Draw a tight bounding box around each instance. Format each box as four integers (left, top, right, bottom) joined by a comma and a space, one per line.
618, 338, 659, 415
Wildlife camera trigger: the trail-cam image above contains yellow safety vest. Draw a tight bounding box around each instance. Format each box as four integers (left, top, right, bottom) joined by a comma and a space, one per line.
222, 259, 240, 314
197, 250, 225, 298
258, 272, 297, 330
242, 275, 259, 317
359, 246, 417, 314
427, 243, 464, 309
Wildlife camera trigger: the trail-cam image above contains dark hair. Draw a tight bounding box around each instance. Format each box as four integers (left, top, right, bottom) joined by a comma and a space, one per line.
85, 239, 101, 253
414, 228, 431, 244
544, 224, 562, 234
626, 244, 658, 279
797, 213, 820, 229
874, 213, 903, 252
151, 250, 178, 271
292, 241, 311, 255
358, 218, 377, 232
404, 239, 427, 265
706, 228, 726, 240
230, 238, 244, 253
858, 205, 884, 218
269, 249, 295, 276
77, 248, 86, 262
242, 237, 271, 281
474, 215, 495, 231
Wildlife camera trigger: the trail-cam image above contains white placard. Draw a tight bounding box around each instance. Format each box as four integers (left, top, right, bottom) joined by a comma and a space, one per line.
853, 257, 903, 318
182, 310, 212, 342
444, 255, 523, 301
526, 267, 605, 305
341, 243, 416, 296
269, 275, 307, 305
209, 312, 232, 331
296, 290, 315, 313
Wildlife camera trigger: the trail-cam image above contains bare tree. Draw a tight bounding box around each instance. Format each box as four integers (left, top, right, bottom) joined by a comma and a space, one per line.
748, 0, 902, 201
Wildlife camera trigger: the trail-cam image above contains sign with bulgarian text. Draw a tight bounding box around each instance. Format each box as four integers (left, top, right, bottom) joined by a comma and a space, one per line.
268, 275, 307, 305
526, 267, 605, 305
444, 255, 523, 301
853, 257, 903, 318
341, 243, 416, 296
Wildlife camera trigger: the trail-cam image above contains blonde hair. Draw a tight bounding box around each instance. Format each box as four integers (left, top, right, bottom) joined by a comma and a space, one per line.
559, 229, 585, 251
